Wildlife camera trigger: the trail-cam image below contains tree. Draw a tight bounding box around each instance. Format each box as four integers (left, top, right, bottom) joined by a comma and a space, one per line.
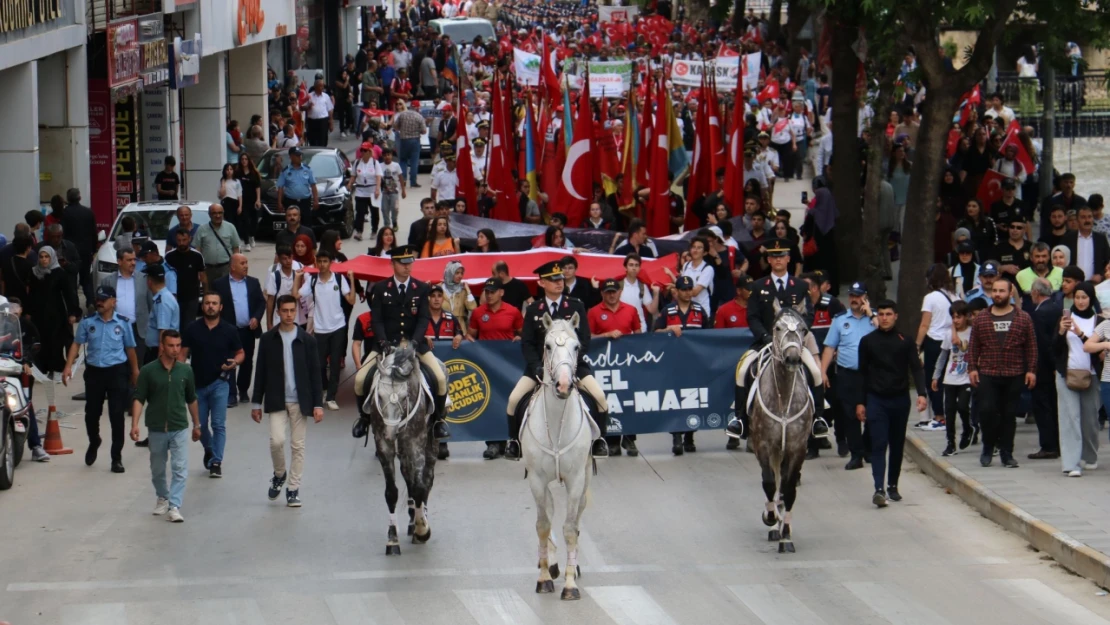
827, 9, 863, 285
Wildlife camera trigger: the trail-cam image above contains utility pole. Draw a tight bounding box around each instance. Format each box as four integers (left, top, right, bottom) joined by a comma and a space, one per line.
1040, 62, 1055, 201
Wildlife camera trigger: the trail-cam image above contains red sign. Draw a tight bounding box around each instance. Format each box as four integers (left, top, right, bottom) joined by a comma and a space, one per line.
88, 80, 118, 230
107, 19, 140, 88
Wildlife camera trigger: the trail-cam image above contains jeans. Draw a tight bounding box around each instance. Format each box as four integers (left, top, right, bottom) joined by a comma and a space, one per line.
149, 428, 190, 509
866, 393, 910, 491
1059, 375, 1100, 472
315, 329, 347, 401
976, 374, 1022, 457
399, 137, 421, 185
381, 193, 400, 229
270, 403, 308, 490
230, 327, 257, 400
196, 380, 230, 464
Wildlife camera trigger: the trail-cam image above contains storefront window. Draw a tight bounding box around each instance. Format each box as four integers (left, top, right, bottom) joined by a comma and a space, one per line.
292, 0, 324, 70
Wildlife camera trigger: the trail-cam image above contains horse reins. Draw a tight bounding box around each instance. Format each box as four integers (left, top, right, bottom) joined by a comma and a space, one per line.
528, 337, 586, 481
756, 316, 814, 452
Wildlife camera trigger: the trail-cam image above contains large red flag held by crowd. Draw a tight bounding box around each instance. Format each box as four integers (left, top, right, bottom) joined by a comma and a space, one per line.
488, 77, 517, 221
553, 76, 594, 226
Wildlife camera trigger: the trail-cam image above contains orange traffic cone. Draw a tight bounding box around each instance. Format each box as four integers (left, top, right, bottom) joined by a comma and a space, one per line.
42, 405, 72, 455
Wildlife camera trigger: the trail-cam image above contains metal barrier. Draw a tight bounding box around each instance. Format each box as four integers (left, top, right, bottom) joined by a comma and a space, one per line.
994, 72, 1110, 138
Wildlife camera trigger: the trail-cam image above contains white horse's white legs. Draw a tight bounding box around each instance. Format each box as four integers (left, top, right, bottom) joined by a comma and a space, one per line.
531, 476, 556, 593
560, 467, 589, 601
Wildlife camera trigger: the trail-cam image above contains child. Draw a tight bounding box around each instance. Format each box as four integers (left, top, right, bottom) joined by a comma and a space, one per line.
378, 148, 405, 230
933, 300, 974, 456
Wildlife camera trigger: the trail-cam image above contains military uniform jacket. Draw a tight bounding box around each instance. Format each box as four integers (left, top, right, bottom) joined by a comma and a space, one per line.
521, 296, 592, 379
747, 274, 810, 345
369, 277, 432, 354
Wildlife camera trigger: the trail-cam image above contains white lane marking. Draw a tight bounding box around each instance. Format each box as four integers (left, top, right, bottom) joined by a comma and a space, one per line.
727, 584, 827, 625
455, 589, 544, 625
587, 585, 678, 625
188, 598, 268, 625
576, 528, 609, 569
326, 593, 406, 625
844, 581, 953, 625
984, 578, 1110, 625
59, 603, 126, 625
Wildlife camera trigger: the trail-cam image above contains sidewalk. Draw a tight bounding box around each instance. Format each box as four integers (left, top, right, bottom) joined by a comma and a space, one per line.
907, 419, 1110, 588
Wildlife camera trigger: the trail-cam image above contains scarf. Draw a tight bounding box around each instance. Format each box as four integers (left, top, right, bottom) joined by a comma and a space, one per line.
956, 262, 977, 295
32, 246, 59, 279
442, 261, 465, 298
1072, 281, 1100, 319
808, 187, 837, 235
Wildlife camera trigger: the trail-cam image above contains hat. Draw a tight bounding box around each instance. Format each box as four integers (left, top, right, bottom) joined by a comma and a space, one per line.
744, 148, 757, 158
765, 238, 791, 257
389, 245, 418, 264
757, 131, 770, 139
957, 241, 975, 254
472, 138, 487, 147
441, 103, 453, 112
95, 285, 116, 300
483, 277, 504, 291
428, 284, 444, 294
706, 225, 724, 241
847, 281, 867, 296
954, 227, 972, 241
142, 263, 166, 278
601, 278, 621, 292
445, 155, 457, 161
534, 261, 564, 280
361, 141, 374, 151
138, 240, 159, 256
477, 120, 490, 129
736, 275, 753, 290
979, 261, 1000, 276
675, 275, 695, 290
288, 146, 302, 156
1000, 177, 1017, 190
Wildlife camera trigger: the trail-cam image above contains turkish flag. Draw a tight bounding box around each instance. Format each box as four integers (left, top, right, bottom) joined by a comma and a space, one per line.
946, 127, 962, 159
757, 79, 780, 104
553, 77, 594, 226
488, 78, 517, 221
636, 85, 654, 191
722, 76, 746, 211
977, 169, 1007, 210
717, 42, 739, 57
456, 102, 477, 214
647, 80, 673, 238
707, 76, 725, 174
686, 73, 713, 229
1001, 125, 1036, 175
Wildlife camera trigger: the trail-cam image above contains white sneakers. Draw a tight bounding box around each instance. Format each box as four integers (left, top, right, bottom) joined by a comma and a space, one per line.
327, 400, 340, 411
1068, 470, 1083, 478
167, 507, 184, 522
1083, 462, 1098, 470
153, 498, 169, 516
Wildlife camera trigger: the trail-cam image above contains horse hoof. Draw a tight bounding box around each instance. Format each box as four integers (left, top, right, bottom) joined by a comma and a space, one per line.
536, 580, 555, 594
385, 544, 401, 556
784, 542, 796, 553
561, 587, 581, 601
412, 529, 431, 544
549, 564, 560, 580
762, 511, 777, 527
407, 523, 415, 536
778, 541, 795, 554
768, 529, 780, 541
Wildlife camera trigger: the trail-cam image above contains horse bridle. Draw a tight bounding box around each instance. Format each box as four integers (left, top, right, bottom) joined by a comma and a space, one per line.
756, 312, 814, 451
543, 334, 578, 389
369, 358, 426, 431
771, 313, 806, 364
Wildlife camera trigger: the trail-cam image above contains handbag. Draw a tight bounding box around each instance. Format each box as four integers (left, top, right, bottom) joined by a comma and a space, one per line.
802, 237, 818, 258
1066, 369, 1092, 391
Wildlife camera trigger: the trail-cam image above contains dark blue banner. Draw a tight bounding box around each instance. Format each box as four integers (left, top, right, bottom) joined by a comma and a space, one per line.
434, 329, 754, 442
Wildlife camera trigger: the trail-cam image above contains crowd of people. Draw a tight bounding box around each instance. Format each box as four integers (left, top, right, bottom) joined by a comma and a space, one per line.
8, 0, 1107, 518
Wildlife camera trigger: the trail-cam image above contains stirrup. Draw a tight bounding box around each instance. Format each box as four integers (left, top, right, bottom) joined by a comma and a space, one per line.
725, 417, 745, 440
812, 416, 831, 438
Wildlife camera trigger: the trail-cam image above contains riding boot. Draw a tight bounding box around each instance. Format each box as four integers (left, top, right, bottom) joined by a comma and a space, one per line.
810, 380, 829, 437
431, 393, 450, 440
505, 413, 521, 460
352, 415, 371, 439
592, 411, 610, 458
726, 384, 750, 439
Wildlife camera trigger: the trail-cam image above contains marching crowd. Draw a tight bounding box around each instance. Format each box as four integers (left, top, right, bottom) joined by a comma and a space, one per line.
6, 0, 1106, 520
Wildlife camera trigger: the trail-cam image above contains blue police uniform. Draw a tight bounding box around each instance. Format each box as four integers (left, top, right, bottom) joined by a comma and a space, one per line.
75, 308, 137, 469
136, 260, 178, 295
277, 162, 318, 224
824, 307, 876, 465
147, 290, 180, 355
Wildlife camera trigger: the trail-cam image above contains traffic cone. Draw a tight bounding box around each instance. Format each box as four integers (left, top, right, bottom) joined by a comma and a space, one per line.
42, 405, 72, 455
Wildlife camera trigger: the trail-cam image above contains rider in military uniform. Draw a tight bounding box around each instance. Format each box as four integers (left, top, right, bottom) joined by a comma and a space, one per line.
726, 239, 828, 440
352, 246, 451, 440
505, 261, 610, 459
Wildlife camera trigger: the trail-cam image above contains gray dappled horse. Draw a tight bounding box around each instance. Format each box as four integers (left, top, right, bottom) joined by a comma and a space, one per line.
521, 315, 594, 600
748, 305, 815, 554
361, 342, 437, 555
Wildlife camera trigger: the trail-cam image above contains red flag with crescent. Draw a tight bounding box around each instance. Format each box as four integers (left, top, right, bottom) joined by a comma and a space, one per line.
1001, 124, 1036, 174
977, 169, 1007, 210
553, 76, 594, 226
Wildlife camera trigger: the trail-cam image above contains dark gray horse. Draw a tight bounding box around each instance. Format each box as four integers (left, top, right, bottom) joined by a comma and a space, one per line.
360, 342, 437, 555
748, 306, 814, 554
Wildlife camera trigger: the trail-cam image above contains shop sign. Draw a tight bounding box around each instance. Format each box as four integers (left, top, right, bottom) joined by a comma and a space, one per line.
115, 96, 140, 208
142, 88, 169, 200
88, 79, 118, 230
0, 0, 63, 34
200, 0, 293, 55
107, 18, 140, 89
169, 34, 202, 89
138, 14, 168, 87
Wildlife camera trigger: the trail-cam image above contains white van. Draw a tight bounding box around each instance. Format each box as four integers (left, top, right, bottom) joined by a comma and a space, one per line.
428, 17, 495, 43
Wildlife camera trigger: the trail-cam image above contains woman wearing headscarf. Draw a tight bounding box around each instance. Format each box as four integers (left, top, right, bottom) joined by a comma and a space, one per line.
441, 261, 477, 334
802, 179, 838, 294
27, 246, 78, 376
1055, 281, 1101, 477
292, 233, 316, 267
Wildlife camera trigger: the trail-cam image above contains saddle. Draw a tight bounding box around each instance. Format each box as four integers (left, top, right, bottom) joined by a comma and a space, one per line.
738, 346, 775, 412
518, 383, 602, 442
356, 361, 438, 416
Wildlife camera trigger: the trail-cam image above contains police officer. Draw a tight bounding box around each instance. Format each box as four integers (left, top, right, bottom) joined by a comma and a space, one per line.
726, 239, 827, 440
820, 281, 877, 470
505, 261, 609, 459
144, 263, 180, 364
655, 275, 710, 455
352, 246, 450, 440
426, 284, 465, 460
276, 147, 320, 225
62, 286, 140, 474
964, 260, 1000, 304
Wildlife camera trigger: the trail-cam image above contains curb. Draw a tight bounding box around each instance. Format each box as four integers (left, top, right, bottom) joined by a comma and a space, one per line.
905, 432, 1110, 588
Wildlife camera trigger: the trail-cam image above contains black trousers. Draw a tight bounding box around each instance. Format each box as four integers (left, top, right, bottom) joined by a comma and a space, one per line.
1031, 367, 1059, 452
976, 374, 1023, 456
836, 367, 869, 458
230, 327, 257, 399
943, 383, 972, 444
306, 117, 330, 147
78, 251, 94, 308
315, 328, 347, 402
84, 363, 130, 462
178, 292, 199, 330
354, 196, 379, 234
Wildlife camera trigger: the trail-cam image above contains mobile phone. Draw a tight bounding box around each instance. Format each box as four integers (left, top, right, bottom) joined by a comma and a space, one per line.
801, 191, 808, 204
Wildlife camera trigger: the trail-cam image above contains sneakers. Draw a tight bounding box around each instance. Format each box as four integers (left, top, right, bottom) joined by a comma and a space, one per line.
31, 446, 50, 462
913, 420, 931, 429
887, 485, 902, 502
482, 442, 503, 459
268, 472, 287, 500
135, 438, 149, 447
153, 497, 170, 516
872, 490, 888, 508
167, 507, 184, 522
244, 243, 252, 252
917, 420, 946, 431
1000, 454, 1019, 468
942, 443, 956, 457
959, 431, 972, 450
326, 400, 340, 411
1068, 469, 1083, 477
286, 489, 302, 507
1083, 461, 1098, 470
621, 438, 639, 456
203, 448, 213, 470
209, 462, 222, 478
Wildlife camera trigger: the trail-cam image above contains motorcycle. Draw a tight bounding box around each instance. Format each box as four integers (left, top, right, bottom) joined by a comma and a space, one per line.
0, 304, 32, 490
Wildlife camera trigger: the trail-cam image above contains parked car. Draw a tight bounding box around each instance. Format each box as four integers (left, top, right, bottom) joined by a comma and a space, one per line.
257, 147, 355, 238
428, 17, 496, 43
95, 201, 212, 284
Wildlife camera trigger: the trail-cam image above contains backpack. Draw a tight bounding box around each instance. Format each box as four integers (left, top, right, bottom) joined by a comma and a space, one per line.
309, 273, 354, 322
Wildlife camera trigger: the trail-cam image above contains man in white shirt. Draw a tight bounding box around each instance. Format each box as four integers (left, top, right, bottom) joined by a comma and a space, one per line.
619, 254, 659, 333
472, 138, 489, 180
305, 76, 335, 147
348, 144, 383, 240
294, 250, 355, 410
431, 155, 460, 203
264, 245, 305, 329
987, 92, 1016, 128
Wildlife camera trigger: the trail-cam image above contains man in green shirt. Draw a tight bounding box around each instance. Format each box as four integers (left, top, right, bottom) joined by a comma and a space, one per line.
131, 330, 200, 523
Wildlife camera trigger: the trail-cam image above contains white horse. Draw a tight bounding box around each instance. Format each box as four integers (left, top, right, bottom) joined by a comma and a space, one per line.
521, 314, 594, 601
